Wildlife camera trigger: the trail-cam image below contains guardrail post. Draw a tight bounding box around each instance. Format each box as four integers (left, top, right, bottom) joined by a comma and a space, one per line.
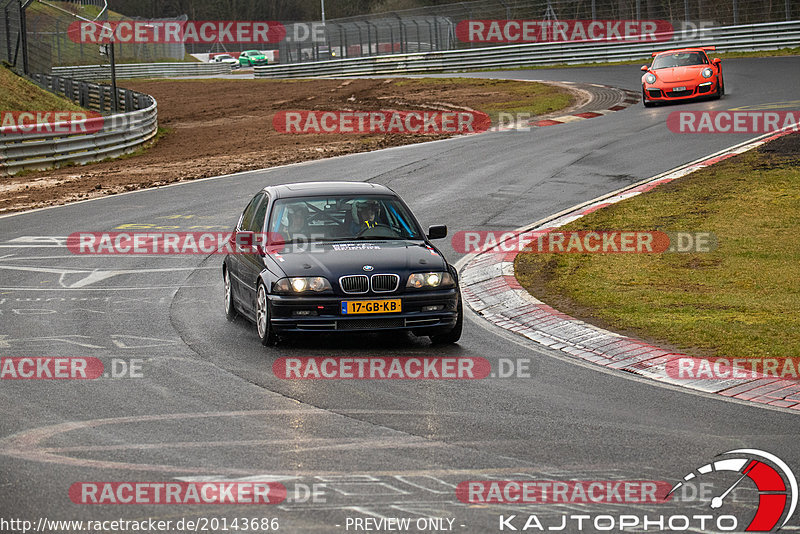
109, 41, 118, 113
3, 6, 11, 64
425, 20, 433, 53
79, 82, 88, 108
19, 0, 28, 74
366, 20, 375, 55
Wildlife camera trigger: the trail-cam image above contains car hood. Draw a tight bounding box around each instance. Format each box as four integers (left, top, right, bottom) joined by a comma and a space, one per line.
271, 241, 447, 281
654, 65, 706, 83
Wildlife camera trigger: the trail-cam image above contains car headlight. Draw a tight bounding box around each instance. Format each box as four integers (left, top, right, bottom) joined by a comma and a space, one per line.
406, 272, 455, 289
644, 73, 656, 84
701, 68, 713, 78
273, 277, 332, 294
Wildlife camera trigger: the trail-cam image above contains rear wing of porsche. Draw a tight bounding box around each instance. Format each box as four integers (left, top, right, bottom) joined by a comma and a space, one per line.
651, 45, 716, 57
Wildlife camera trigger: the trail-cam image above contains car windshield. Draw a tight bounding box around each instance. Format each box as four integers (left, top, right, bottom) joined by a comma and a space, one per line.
651, 52, 708, 69
268, 196, 424, 243
218, 55, 232, 59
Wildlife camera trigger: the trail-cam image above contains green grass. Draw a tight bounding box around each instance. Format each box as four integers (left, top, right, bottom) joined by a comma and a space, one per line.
514, 136, 800, 360
0, 65, 86, 113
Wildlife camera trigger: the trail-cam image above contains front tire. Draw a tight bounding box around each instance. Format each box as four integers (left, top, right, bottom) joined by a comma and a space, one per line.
642, 89, 654, 108
430, 296, 463, 345
224, 267, 237, 322
256, 283, 277, 346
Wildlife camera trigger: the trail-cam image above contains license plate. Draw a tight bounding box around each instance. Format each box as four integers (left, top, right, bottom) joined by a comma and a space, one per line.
341, 299, 401, 314
673, 86, 686, 91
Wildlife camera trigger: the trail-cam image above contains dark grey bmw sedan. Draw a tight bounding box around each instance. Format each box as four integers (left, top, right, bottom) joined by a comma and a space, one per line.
223, 181, 462, 346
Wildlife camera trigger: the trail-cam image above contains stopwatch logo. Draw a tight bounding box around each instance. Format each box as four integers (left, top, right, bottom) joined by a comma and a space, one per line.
666, 449, 797, 532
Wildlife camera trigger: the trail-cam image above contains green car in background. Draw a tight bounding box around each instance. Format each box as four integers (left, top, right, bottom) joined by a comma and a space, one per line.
239, 50, 268, 67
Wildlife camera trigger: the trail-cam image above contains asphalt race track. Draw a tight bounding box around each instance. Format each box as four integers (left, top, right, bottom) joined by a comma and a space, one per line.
1, 57, 799, 533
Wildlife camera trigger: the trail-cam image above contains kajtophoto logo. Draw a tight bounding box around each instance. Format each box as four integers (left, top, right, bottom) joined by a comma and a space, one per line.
489, 451, 796, 532
666, 449, 798, 532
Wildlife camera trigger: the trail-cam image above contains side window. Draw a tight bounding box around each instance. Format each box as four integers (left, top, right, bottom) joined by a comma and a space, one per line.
249, 194, 270, 233
239, 193, 264, 231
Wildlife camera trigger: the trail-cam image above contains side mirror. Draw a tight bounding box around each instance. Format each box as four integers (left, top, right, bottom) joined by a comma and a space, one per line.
427, 225, 447, 240
712, 58, 721, 65
233, 231, 262, 255
263, 232, 287, 254
640, 65, 649, 72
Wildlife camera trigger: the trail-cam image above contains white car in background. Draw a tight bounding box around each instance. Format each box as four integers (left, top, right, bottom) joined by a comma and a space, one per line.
211, 54, 239, 67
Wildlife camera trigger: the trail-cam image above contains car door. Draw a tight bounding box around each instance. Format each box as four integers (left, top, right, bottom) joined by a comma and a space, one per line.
237, 193, 271, 314
230, 193, 265, 307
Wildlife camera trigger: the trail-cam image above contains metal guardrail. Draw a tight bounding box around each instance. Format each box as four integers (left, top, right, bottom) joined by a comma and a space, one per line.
254, 20, 800, 78
0, 75, 158, 175
31, 73, 152, 113
51, 62, 233, 81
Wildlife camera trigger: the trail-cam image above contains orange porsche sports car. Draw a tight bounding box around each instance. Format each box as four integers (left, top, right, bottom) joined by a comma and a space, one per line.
641, 46, 724, 107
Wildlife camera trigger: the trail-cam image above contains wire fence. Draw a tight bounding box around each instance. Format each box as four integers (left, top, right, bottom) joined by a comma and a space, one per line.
2, 0, 186, 76
273, 0, 798, 63
1, 0, 25, 73
1, 0, 797, 73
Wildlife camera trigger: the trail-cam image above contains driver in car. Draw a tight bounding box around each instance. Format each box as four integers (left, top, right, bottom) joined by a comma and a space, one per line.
285, 205, 310, 240
351, 200, 381, 234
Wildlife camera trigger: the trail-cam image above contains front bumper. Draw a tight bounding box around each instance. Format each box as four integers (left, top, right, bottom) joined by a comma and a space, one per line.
644, 80, 718, 102
268, 288, 460, 333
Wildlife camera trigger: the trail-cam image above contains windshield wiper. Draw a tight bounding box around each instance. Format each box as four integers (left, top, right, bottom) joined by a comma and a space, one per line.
353, 235, 409, 241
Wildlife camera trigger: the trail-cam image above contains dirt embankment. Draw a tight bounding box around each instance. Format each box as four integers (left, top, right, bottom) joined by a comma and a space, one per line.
1, 77, 574, 214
